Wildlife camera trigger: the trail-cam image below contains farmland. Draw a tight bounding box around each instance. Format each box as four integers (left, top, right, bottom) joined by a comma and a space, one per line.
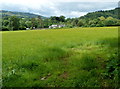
2, 27, 118, 87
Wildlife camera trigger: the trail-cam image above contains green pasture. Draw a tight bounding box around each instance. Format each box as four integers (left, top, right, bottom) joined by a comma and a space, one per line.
2, 27, 119, 87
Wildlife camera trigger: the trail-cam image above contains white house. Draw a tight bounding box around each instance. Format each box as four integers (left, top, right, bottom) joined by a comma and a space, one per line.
49, 24, 65, 29
26, 28, 30, 30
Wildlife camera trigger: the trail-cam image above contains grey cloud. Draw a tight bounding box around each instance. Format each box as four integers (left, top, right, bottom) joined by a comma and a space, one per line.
56, 2, 118, 12
0, 2, 118, 18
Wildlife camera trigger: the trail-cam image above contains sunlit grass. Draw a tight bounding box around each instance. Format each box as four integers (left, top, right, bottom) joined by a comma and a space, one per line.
2, 27, 118, 87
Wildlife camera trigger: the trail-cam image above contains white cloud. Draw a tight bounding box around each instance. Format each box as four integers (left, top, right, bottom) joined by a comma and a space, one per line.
0, 0, 119, 18
69, 11, 87, 17
6, 0, 118, 3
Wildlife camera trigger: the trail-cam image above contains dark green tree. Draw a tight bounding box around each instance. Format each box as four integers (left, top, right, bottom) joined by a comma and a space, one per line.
8, 16, 20, 31
59, 16, 65, 22
19, 18, 26, 30
77, 20, 84, 27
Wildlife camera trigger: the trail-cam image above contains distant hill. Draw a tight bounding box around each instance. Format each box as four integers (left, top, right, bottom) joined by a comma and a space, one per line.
80, 8, 120, 19
0, 10, 46, 19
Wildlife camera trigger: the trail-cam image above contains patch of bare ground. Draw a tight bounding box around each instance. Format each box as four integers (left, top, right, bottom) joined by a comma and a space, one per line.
96, 56, 106, 69
59, 71, 68, 79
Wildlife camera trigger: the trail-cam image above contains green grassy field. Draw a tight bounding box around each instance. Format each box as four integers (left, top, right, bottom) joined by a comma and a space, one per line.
2, 27, 118, 87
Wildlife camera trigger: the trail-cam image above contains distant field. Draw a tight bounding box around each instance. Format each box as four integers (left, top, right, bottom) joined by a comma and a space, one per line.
2, 27, 118, 87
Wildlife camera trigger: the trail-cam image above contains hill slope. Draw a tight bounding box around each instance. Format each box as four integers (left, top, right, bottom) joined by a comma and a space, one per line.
0, 10, 46, 19
80, 8, 120, 19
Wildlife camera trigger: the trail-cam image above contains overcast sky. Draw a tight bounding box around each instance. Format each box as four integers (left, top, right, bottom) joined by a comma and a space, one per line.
0, 0, 119, 18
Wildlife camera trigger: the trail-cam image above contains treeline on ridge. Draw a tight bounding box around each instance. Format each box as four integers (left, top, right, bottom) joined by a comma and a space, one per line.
1, 8, 120, 31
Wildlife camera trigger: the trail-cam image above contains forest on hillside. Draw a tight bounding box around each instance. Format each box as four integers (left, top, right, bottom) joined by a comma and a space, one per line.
1, 8, 120, 31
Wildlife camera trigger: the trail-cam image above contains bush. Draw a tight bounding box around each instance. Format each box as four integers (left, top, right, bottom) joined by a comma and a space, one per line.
19, 26, 26, 30
2, 26, 9, 31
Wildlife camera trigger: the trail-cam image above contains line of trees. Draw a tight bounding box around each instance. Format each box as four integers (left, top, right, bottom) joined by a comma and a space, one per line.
1, 15, 66, 31
2, 16, 43, 31
67, 16, 120, 27
1, 15, 120, 31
